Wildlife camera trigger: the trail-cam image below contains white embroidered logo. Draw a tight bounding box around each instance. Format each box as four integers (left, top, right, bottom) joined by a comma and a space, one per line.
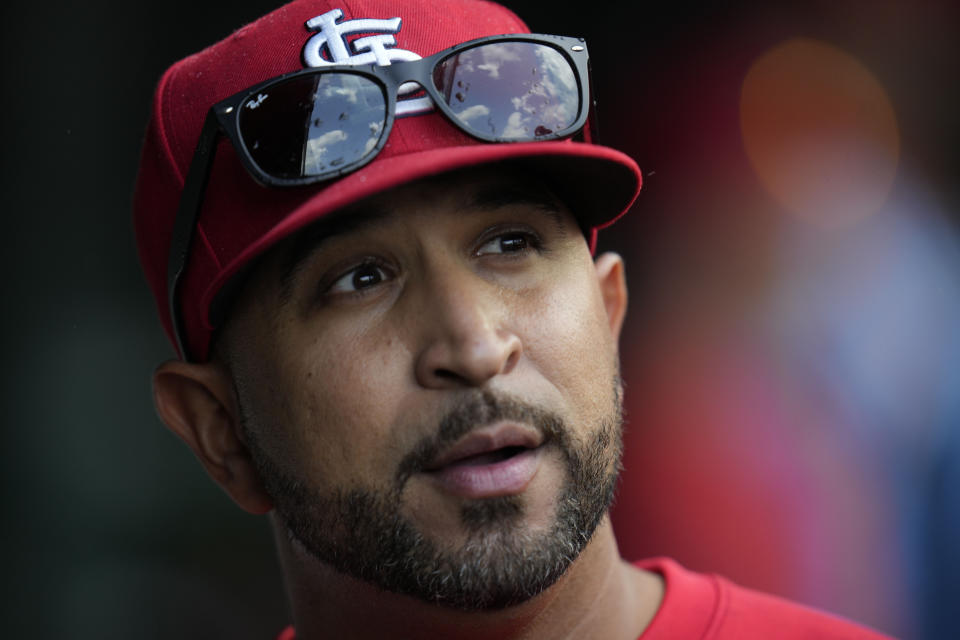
301, 8, 432, 116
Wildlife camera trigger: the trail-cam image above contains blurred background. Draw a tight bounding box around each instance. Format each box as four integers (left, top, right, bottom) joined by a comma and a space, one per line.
2, 0, 957, 637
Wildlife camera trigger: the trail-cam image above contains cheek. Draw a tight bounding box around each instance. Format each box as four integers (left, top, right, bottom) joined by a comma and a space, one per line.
248, 322, 414, 488
520, 261, 617, 416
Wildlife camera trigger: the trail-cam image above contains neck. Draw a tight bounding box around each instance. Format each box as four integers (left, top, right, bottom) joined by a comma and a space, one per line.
273, 515, 664, 640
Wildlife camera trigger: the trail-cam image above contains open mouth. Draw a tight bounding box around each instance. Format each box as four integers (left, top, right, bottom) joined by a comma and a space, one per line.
422, 425, 545, 498
443, 445, 530, 468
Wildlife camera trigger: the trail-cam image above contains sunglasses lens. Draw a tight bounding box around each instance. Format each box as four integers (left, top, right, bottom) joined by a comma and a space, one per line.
432, 41, 580, 140
238, 73, 387, 180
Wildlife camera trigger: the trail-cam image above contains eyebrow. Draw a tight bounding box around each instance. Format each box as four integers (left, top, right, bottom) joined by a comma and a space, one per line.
468, 183, 568, 233
277, 180, 570, 303
279, 205, 391, 304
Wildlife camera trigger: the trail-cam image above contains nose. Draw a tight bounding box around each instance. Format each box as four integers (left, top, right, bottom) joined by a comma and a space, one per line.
413, 271, 522, 389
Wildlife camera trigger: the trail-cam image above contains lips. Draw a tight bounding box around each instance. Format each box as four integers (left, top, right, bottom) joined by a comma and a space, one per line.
425, 423, 543, 470
422, 423, 545, 499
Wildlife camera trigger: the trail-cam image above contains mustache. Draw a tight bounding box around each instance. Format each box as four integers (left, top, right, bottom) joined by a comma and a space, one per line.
395, 390, 569, 487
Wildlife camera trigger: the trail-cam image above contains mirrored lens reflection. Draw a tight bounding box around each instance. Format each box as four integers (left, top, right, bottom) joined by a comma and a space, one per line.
239, 73, 387, 180
433, 42, 580, 140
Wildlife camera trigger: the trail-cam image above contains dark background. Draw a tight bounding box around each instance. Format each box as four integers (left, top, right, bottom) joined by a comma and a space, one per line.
2, 1, 958, 638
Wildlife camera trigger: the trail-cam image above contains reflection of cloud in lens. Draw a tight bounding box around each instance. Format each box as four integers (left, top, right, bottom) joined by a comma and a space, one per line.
444, 42, 577, 139
456, 104, 491, 122
456, 42, 523, 80
507, 87, 571, 134
480, 43, 521, 67
501, 47, 577, 137
478, 63, 499, 78
536, 47, 576, 93
502, 111, 526, 139
312, 129, 348, 148
304, 129, 349, 172
323, 84, 359, 103
360, 120, 384, 155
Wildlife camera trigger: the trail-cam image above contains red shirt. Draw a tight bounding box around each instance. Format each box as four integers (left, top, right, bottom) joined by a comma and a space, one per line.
635, 557, 893, 639
276, 557, 895, 639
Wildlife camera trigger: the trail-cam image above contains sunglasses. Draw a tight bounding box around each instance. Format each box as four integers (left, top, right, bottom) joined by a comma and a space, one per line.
168, 33, 595, 359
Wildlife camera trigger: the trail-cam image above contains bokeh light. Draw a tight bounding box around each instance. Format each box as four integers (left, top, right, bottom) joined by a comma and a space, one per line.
741, 38, 900, 228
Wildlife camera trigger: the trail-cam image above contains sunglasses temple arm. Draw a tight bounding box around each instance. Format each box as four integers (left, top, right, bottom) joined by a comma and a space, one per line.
167, 110, 221, 361
584, 58, 599, 144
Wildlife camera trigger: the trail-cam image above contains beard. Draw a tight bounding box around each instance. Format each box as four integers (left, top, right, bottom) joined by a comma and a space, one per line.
242, 385, 623, 611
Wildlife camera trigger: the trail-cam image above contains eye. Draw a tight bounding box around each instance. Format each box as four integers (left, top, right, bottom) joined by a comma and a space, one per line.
327, 261, 392, 295
476, 231, 536, 256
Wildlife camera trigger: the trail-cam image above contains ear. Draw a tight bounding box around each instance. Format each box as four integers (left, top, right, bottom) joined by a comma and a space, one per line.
153, 359, 273, 515
594, 252, 628, 342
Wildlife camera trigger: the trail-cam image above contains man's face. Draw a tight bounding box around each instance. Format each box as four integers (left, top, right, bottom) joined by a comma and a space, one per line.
221, 171, 625, 609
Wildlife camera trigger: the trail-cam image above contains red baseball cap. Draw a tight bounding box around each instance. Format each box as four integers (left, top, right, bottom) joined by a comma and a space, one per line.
133, 0, 642, 361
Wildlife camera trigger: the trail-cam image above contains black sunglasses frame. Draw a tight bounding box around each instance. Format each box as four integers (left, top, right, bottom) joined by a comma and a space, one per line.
168, 33, 595, 360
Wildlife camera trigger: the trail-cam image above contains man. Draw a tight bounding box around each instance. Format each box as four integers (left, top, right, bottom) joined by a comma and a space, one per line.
133, 0, 894, 637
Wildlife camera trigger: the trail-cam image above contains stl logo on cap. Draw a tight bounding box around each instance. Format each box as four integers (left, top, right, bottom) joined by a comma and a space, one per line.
301, 8, 432, 115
